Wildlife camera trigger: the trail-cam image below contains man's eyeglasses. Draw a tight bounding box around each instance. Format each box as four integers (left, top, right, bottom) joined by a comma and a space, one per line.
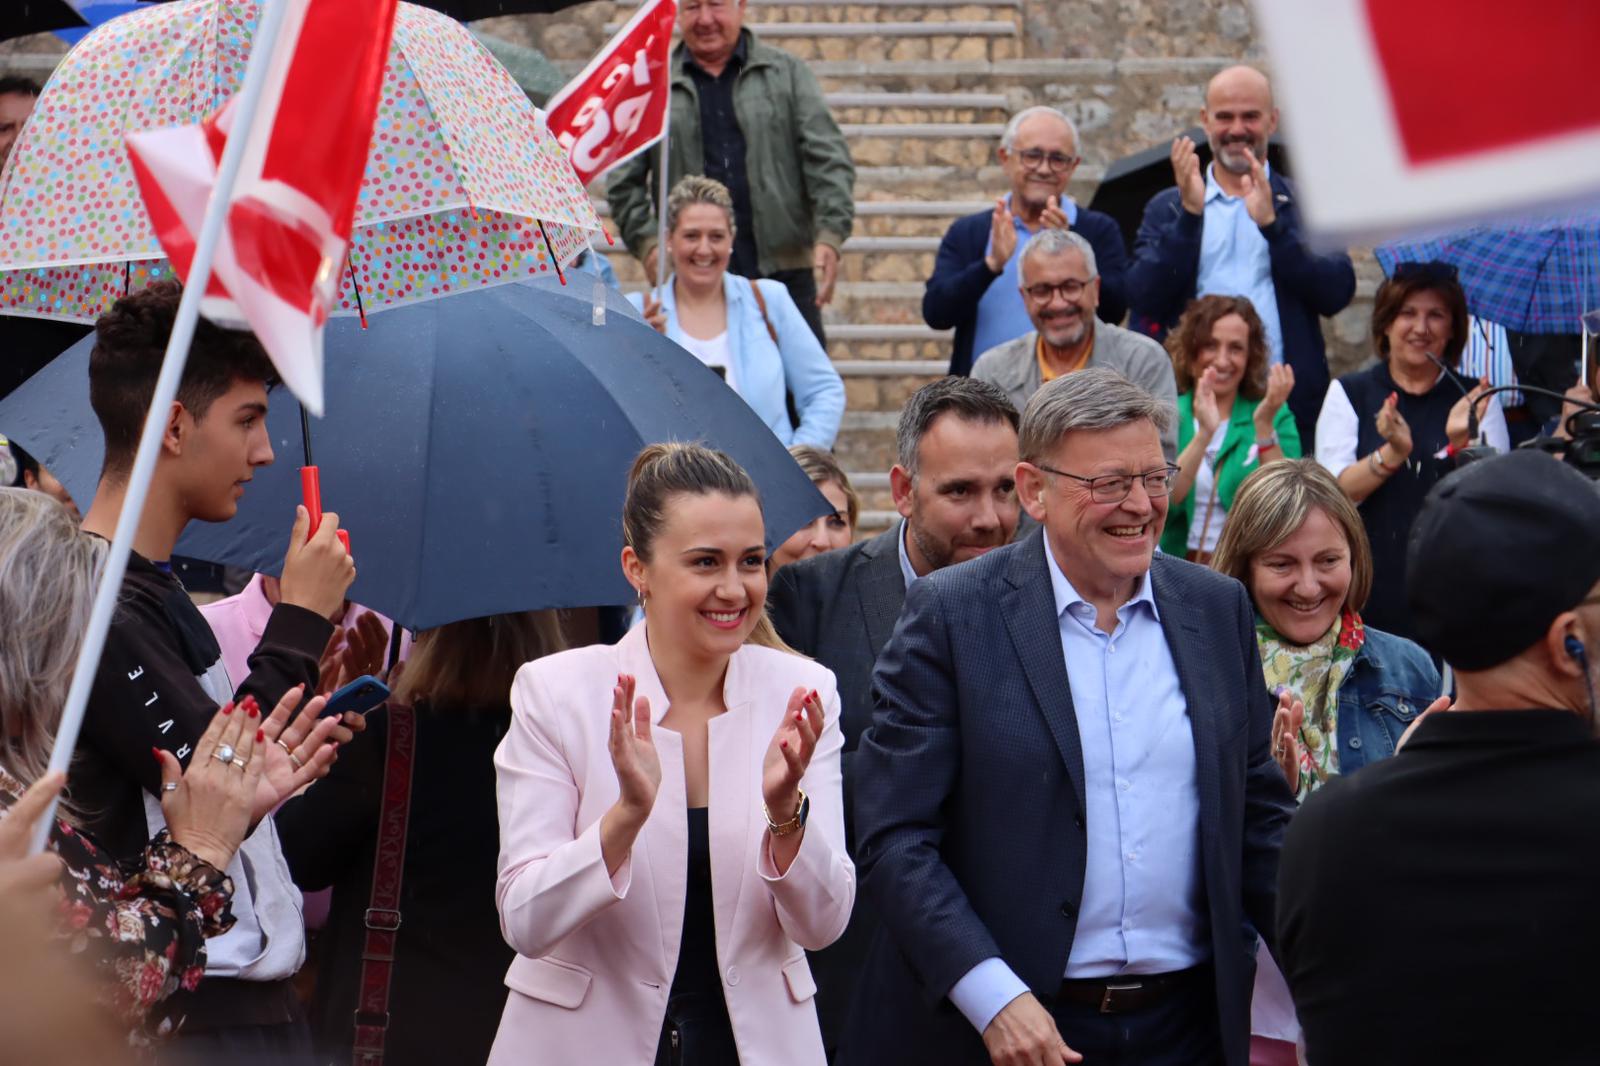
1023, 278, 1093, 303
1034, 461, 1180, 504
1015, 148, 1080, 173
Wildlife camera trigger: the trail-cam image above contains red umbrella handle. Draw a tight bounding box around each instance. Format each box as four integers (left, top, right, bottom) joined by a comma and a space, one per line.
300, 466, 351, 554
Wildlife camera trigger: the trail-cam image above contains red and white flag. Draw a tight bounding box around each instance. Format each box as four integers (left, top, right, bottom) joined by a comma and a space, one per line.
1252, 0, 1600, 242
545, 0, 677, 188
126, 0, 399, 416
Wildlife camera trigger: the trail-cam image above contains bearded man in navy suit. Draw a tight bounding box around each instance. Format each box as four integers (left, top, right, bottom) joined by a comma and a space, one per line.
842, 367, 1295, 1066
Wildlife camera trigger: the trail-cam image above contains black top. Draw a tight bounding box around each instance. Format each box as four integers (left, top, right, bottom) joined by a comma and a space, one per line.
1278, 709, 1600, 1066
684, 36, 759, 277
275, 702, 513, 1066
76, 549, 328, 859
669, 807, 722, 1003
1339, 361, 1472, 640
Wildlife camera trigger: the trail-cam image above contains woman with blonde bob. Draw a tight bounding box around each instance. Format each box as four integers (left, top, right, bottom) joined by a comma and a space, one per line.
490, 442, 853, 1066
630, 177, 846, 449
0, 488, 336, 1048
1210, 459, 1443, 1064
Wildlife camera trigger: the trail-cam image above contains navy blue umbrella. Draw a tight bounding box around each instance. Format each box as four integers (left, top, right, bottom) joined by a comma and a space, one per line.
0, 277, 829, 629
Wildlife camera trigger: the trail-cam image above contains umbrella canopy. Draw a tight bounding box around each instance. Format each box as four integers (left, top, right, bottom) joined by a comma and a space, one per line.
413, 0, 594, 17
472, 31, 568, 107
0, 0, 600, 324
1088, 127, 1292, 252
1, 0, 86, 41
1374, 214, 1600, 335
0, 276, 830, 629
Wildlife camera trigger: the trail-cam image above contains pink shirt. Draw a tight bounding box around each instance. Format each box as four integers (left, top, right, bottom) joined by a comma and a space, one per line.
199, 573, 408, 691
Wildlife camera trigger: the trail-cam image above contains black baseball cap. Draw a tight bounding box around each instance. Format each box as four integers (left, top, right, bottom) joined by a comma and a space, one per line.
1408, 449, 1600, 671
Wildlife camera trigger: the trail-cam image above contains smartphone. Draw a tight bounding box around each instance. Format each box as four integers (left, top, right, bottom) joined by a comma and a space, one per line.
321, 674, 389, 718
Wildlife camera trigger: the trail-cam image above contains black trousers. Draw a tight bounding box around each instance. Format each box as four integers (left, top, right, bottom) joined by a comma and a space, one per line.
1048, 968, 1223, 1066
762, 267, 827, 349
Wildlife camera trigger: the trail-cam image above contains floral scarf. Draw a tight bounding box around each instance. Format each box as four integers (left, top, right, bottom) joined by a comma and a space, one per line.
1256, 609, 1366, 803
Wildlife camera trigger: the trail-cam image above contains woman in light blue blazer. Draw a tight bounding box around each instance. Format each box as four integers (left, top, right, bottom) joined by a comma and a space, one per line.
627, 176, 845, 448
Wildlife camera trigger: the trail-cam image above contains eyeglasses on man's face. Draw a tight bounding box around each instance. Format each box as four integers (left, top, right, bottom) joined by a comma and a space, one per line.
1014, 148, 1080, 173
1023, 278, 1093, 304
1033, 462, 1180, 504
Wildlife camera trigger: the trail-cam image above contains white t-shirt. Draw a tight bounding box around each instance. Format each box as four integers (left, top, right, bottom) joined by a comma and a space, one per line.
679, 330, 737, 393
1315, 374, 1510, 477
1187, 420, 1230, 554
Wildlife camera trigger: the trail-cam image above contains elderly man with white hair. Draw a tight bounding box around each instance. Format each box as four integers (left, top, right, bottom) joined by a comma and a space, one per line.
925, 105, 1130, 376
972, 229, 1179, 460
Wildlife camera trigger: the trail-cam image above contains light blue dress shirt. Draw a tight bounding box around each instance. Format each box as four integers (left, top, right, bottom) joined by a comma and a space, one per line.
1196, 164, 1284, 365
947, 537, 1206, 1034
971, 194, 1080, 361
896, 519, 919, 589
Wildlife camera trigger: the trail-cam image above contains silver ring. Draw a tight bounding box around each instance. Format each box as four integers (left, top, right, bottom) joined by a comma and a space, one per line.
231, 757, 249, 770
162, 782, 179, 793
275, 738, 304, 770
213, 743, 236, 764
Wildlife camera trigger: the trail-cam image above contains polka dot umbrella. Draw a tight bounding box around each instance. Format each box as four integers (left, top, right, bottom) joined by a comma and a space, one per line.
0, 0, 602, 324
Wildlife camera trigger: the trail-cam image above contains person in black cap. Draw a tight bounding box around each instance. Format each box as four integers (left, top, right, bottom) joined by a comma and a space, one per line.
1274, 448, 1600, 1066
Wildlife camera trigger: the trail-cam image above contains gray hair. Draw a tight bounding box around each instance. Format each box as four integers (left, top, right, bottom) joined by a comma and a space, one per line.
0, 488, 105, 803
1019, 367, 1173, 464
895, 376, 1019, 479
1019, 228, 1098, 281
1000, 105, 1079, 153
665, 174, 736, 236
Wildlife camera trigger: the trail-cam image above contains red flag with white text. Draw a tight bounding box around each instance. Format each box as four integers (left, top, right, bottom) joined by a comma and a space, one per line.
1251, 0, 1600, 243
545, 0, 677, 188
125, 0, 399, 416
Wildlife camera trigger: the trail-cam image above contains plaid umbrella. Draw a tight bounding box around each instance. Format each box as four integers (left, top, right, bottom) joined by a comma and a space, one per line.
1375, 213, 1600, 334
0, 0, 600, 324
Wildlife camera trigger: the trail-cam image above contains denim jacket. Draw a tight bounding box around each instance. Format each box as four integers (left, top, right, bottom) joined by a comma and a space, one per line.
1335, 626, 1441, 774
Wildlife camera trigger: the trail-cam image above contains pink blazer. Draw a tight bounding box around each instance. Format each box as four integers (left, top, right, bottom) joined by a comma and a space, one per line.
488, 625, 854, 1066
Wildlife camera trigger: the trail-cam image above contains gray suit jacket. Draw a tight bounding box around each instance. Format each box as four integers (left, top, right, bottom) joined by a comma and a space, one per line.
970, 321, 1180, 460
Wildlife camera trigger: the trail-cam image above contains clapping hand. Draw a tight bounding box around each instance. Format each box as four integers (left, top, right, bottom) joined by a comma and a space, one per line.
1445, 379, 1492, 449
985, 197, 1018, 273
1270, 690, 1305, 793
1240, 147, 1276, 227
1172, 136, 1205, 216
608, 674, 661, 819
317, 611, 389, 697
762, 687, 823, 821
156, 699, 267, 870
1039, 195, 1071, 231
1193, 366, 1224, 439
1374, 391, 1413, 460
251, 686, 344, 823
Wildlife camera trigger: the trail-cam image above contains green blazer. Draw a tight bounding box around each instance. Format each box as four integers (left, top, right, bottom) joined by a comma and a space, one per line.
1161, 391, 1302, 556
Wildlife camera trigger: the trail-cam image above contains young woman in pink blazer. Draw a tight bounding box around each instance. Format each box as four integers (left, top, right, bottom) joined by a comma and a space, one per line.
490, 444, 854, 1066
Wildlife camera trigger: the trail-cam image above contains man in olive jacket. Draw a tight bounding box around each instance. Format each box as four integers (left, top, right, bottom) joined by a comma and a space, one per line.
605, 0, 855, 343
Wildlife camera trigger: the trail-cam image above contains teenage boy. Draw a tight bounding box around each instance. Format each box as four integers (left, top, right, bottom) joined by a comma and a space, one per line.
73, 281, 356, 1061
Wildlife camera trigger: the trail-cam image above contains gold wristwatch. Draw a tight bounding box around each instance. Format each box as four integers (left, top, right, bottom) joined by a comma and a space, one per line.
764, 789, 810, 836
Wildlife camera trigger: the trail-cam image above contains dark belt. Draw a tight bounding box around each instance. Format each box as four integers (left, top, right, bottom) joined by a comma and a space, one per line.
1056, 966, 1203, 1015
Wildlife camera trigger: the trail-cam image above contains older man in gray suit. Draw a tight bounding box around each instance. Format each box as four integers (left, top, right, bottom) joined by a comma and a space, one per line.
767, 375, 1021, 1055
972, 229, 1179, 460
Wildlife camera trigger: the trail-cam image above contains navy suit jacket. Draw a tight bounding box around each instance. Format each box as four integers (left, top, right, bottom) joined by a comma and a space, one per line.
841, 529, 1294, 1066
1125, 172, 1355, 447
925, 206, 1131, 376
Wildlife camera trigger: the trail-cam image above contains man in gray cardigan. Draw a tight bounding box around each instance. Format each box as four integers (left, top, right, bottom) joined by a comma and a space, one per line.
972, 228, 1179, 459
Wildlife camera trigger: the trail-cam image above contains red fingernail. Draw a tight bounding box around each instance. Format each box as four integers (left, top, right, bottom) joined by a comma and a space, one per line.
256, 729, 265, 743
247, 702, 259, 719
151, 746, 161, 762
780, 739, 789, 749
795, 712, 804, 722
222, 701, 234, 715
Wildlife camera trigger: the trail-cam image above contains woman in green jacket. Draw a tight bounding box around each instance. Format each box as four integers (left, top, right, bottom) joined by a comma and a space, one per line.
1162, 294, 1300, 561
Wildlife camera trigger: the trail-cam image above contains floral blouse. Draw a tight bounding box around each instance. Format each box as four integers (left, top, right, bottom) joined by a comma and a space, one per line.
0, 769, 236, 1050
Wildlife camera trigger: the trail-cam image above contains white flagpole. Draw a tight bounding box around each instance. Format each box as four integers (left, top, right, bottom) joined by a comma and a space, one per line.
31, 0, 295, 854
652, 87, 671, 304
